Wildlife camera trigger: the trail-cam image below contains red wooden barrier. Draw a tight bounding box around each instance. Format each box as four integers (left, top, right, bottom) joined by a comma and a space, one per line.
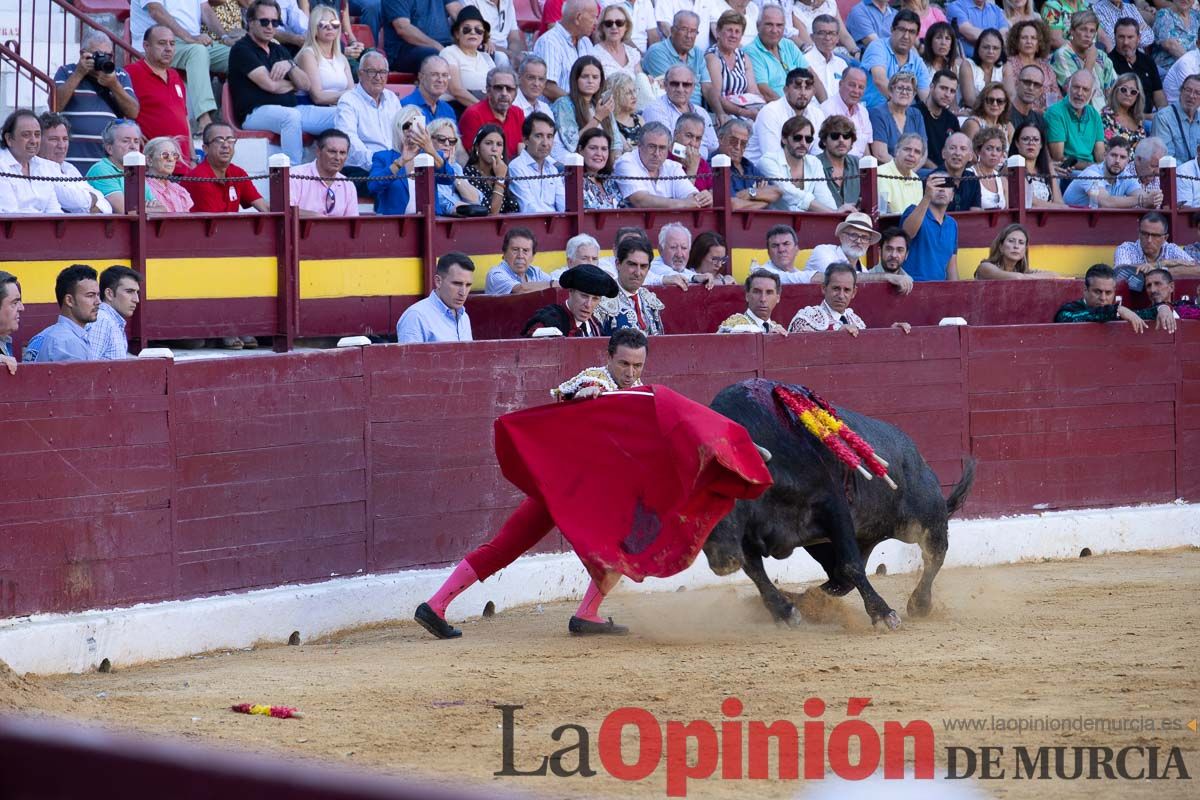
0, 321, 1194, 619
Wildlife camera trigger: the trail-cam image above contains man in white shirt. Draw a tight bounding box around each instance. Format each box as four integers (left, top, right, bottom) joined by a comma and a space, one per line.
514, 56, 554, 119
37, 112, 110, 213
755, 224, 818, 284
531, 0, 597, 100
804, 14, 849, 101
335, 51, 401, 172
508, 111, 566, 213
614, 121, 713, 209
0, 110, 63, 215
642, 65, 718, 157
804, 212, 880, 277
819, 66, 872, 157
656, 0, 715, 53
759, 115, 837, 212
649, 222, 711, 288
1163, 40, 1200, 105
748, 66, 825, 163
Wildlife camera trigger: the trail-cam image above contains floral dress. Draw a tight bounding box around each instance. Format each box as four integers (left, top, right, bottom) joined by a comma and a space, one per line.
1100, 106, 1144, 150
583, 174, 623, 209
1153, 7, 1200, 72
1041, 0, 1088, 42
463, 164, 519, 214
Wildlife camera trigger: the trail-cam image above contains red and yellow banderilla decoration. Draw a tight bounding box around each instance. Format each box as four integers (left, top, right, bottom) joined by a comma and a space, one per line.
774, 386, 898, 490
231, 703, 305, 719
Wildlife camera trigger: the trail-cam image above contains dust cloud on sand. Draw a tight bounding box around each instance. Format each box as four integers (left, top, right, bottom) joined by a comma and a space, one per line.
11, 549, 1199, 800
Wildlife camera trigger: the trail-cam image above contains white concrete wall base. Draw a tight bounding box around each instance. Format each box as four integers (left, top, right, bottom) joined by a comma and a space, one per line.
3, 503, 1197, 675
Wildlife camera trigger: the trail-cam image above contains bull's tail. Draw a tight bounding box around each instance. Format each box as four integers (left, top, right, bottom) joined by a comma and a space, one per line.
945, 458, 976, 517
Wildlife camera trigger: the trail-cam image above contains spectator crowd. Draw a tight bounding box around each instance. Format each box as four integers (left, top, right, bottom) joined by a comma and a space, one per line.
2, 0, 1200, 355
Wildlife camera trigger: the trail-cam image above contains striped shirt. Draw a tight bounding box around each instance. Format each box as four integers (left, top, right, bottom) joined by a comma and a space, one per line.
530, 23, 595, 93
52, 64, 137, 173
85, 302, 130, 360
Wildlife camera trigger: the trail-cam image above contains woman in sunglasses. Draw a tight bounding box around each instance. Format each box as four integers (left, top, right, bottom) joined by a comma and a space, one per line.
1001, 19, 1060, 111
868, 72, 928, 163
817, 115, 861, 211
594, 4, 641, 80
1101, 73, 1147, 151
686, 231, 737, 285
427, 117, 484, 214
961, 81, 1013, 146
295, 5, 354, 108
443, 6, 497, 112
464, 124, 519, 215
144, 136, 193, 213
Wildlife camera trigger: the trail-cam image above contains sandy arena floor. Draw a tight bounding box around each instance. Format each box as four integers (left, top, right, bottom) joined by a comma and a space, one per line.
5, 548, 1199, 799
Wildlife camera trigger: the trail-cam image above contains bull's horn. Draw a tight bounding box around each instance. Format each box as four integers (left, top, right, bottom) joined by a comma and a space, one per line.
755, 444, 772, 463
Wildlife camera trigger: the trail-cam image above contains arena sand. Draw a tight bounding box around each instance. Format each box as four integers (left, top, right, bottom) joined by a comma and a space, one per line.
7, 548, 1198, 799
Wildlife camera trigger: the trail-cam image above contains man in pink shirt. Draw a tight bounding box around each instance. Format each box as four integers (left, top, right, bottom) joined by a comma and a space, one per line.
289, 129, 358, 217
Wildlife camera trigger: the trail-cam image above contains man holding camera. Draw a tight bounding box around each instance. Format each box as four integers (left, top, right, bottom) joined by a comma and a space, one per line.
53, 31, 140, 174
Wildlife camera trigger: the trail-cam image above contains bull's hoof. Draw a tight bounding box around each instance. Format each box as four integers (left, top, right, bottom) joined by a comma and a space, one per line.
907, 594, 933, 618
773, 603, 803, 627
819, 579, 853, 597
873, 610, 902, 631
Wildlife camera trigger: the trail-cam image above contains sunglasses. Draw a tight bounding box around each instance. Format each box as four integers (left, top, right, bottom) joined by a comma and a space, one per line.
985, 96, 1006, 105
789, 134, 814, 143
826, 131, 854, 141
433, 135, 458, 147
317, 21, 341, 29
707, 256, 731, 266
255, 17, 282, 27
667, 80, 695, 88
603, 18, 627, 27
459, 25, 485, 35
324, 185, 336, 214
1117, 85, 1140, 96
490, 83, 517, 92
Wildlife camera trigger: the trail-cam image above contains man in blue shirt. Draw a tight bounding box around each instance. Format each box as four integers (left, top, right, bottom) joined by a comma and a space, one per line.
485, 227, 555, 295
399, 55, 458, 122
900, 173, 959, 282
86, 265, 142, 360
1061, 136, 1142, 207
642, 10, 705, 107
29, 264, 100, 362
0, 271, 21, 374
845, 0, 896, 50
861, 9, 931, 109
382, 0, 460, 74
396, 252, 475, 343
945, 0, 1010, 59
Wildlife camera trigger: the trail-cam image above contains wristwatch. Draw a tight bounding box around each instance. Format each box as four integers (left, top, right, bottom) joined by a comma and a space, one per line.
748, 184, 758, 199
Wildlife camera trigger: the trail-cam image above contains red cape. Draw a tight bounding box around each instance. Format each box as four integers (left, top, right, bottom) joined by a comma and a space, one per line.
494, 385, 772, 582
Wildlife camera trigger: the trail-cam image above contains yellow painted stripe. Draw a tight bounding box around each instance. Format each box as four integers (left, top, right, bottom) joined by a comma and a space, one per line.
0, 260, 132, 304
300, 257, 424, 299
146, 257, 277, 299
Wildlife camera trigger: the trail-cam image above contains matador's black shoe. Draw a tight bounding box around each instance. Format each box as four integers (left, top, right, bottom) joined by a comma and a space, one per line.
415, 602, 462, 639
568, 616, 630, 636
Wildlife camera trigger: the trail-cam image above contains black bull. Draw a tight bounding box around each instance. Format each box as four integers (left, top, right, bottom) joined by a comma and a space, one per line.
703, 379, 975, 630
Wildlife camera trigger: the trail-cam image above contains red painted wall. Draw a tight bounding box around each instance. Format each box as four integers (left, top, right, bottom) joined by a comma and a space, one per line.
0, 323, 1193, 619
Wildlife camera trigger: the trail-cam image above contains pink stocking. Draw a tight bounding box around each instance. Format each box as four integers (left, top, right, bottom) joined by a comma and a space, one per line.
428, 560, 479, 618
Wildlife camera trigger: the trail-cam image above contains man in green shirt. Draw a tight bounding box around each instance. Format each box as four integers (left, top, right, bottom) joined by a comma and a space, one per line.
1045, 69, 1105, 169
745, 5, 818, 103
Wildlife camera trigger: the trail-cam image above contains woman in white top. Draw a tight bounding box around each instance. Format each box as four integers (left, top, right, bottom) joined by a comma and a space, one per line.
1010, 121, 1066, 208
466, 0, 522, 65
295, 5, 352, 107
958, 27, 1006, 108
760, 115, 837, 212
967, 126, 1008, 210
442, 6, 497, 108
594, 4, 642, 79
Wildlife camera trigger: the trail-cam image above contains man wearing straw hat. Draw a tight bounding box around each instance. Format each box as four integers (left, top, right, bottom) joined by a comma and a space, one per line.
802, 211, 881, 278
